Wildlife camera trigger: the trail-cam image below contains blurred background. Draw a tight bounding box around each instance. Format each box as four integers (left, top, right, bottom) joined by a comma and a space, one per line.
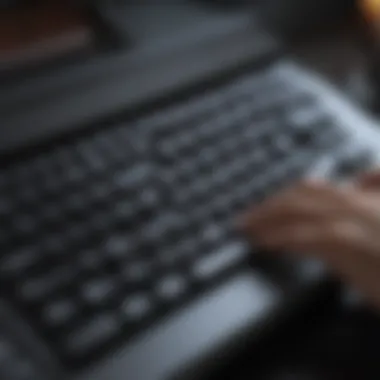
2, 1, 380, 380
0, 0, 377, 94
2, 0, 380, 113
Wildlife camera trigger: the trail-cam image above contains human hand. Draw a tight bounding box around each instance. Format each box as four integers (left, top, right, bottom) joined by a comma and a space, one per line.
241, 171, 380, 310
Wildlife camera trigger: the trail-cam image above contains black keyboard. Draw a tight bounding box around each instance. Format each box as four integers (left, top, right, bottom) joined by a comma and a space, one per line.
0, 65, 350, 368
0, 322, 47, 380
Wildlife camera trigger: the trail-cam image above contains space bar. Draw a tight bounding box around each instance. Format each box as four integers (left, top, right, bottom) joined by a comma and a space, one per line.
192, 241, 249, 279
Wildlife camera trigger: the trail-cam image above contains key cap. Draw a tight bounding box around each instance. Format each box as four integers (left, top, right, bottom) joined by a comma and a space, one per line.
115, 164, 151, 189
123, 260, 152, 283
273, 134, 293, 156
105, 235, 133, 260
20, 266, 79, 302
77, 141, 106, 172
158, 139, 180, 158
43, 299, 78, 327
81, 278, 117, 306
139, 188, 159, 209
289, 101, 326, 128
156, 275, 186, 301
122, 294, 153, 320
143, 212, 184, 242
0, 247, 39, 277
158, 246, 182, 266
201, 223, 224, 245
65, 315, 120, 355
114, 200, 136, 221
192, 241, 248, 280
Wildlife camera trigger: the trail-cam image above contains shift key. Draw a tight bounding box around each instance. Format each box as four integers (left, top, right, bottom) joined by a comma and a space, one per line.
192, 241, 249, 280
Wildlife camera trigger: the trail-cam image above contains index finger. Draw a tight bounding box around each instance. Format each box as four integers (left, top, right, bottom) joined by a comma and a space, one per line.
240, 180, 346, 230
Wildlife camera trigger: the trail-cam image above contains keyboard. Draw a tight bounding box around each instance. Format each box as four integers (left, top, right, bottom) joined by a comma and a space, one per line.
0, 63, 368, 370
0, 320, 48, 380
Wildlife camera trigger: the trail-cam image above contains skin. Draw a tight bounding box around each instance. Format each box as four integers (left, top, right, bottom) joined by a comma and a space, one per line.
241, 171, 380, 310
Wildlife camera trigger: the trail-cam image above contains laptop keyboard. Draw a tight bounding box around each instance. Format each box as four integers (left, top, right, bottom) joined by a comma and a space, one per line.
0, 65, 354, 368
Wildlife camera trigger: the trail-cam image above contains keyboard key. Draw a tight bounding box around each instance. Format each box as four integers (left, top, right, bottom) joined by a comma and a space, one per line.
114, 164, 151, 189
43, 299, 79, 327
192, 241, 248, 280
143, 212, 184, 242
159, 139, 179, 158
65, 315, 120, 355
175, 236, 201, 259
81, 278, 117, 306
200, 223, 224, 245
122, 260, 152, 283
0, 247, 39, 277
122, 294, 153, 320
105, 235, 133, 260
139, 188, 159, 209
156, 275, 187, 301
20, 266, 79, 302
77, 141, 106, 172
288, 101, 326, 128
158, 246, 182, 266
273, 135, 293, 155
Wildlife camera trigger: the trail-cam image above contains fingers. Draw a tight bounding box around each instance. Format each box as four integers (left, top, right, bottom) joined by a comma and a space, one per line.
239, 174, 380, 310
252, 220, 370, 260
241, 181, 357, 236
254, 224, 326, 253
240, 180, 380, 256
241, 180, 325, 227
